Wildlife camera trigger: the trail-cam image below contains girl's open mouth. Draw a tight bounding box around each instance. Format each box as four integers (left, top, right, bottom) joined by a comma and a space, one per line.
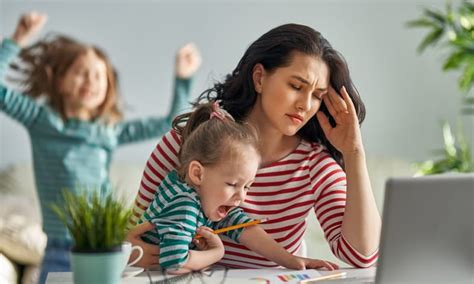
217, 205, 233, 219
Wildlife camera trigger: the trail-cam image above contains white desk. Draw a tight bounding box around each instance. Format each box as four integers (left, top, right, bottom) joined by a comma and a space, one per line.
47, 267, 376, 283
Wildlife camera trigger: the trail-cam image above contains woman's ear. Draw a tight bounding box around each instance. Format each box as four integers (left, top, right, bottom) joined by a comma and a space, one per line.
188, 160, 204, 186
252, 63, 265, 94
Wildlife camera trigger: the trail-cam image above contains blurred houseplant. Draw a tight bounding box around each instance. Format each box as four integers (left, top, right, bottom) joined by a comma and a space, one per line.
407, 0, 474, 175
51, 189, 132, 284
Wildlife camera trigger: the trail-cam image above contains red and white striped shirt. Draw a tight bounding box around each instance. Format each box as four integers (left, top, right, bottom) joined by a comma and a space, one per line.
130, 130, 378, 268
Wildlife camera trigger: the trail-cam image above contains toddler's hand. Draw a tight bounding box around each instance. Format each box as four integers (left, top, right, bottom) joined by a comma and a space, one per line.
12, 11, 47, 47
193, 226, 224, 255
175, 42, 202, 79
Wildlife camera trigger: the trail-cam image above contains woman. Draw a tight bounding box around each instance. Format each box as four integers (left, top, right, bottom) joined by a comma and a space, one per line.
127, 23, 381, 269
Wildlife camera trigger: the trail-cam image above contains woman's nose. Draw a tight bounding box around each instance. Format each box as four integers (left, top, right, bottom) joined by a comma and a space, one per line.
296, 92, 312, 111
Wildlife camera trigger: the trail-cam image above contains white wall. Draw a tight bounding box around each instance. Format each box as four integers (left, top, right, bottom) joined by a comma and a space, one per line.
1, 0, 472, 170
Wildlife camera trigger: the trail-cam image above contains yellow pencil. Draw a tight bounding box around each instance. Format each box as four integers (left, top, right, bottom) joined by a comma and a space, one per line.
195, 218, 268, 239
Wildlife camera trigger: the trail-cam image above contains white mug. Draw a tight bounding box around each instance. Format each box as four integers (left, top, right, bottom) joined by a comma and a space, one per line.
121, 241, 144, 272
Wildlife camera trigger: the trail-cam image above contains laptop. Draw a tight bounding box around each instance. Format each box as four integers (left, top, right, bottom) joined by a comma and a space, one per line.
375, 174, 474, 284
320, 174, 473, 284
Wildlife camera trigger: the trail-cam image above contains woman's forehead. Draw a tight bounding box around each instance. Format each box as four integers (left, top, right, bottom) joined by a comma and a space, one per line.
277, 53, 330, 86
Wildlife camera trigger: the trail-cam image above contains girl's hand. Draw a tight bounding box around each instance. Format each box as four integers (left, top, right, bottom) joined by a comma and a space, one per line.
175, 42, 202, 79
293, 256, 340, 271
125, 222, 160, 268
316, 86, 364, 156
192, 226, 224, 254
12, 11, 47, 47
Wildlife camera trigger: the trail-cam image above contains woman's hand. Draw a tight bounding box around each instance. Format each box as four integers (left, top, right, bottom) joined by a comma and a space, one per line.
316, 86, 364, 156
292, 256, 340, 271
12, 11, 47, 47
175, 42, 202, 79
125, 222, 160, 268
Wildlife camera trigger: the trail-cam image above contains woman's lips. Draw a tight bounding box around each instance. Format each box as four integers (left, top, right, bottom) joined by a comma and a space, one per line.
286, 114, 304, 124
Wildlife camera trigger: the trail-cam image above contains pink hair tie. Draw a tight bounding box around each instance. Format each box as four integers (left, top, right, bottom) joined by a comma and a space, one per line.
209, 101, 235, 121
210, 111, 225, 121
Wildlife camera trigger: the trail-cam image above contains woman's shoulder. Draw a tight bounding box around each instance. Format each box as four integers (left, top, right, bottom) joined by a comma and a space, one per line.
156, 129, 182, 148
299, 139, 328, 155
299, 139, 338, 166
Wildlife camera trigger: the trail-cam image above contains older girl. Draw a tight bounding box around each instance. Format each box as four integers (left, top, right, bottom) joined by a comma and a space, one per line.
0, 12, 201, 282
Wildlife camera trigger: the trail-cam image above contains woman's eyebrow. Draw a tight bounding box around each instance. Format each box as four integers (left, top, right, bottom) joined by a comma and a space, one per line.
291, 76, 329, 92
291, 75, 310, 84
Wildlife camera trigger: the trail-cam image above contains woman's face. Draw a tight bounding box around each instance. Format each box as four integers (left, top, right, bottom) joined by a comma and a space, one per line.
252, 52, 329, 137
60, 49, 109, 115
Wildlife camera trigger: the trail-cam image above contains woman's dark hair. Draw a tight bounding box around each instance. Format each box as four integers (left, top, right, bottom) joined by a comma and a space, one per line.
196, 23, 365, 167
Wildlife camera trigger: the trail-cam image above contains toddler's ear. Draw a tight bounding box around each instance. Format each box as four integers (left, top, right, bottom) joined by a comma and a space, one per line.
188, 160, 203, 186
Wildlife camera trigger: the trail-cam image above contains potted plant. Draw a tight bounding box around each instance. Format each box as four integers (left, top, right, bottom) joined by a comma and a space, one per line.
407, 0, 474, 175
51, 189, 132, 284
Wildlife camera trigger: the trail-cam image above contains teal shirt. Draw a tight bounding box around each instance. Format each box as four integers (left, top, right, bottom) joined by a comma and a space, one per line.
0, 39, 193, 242
140, 171, 253, 270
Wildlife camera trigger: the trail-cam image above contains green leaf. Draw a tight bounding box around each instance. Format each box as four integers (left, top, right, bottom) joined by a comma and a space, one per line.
424, 8, 448, 25
463, 96, 474, 104
442, 122, 457, 156
461, 107, 474, 114
406, 18, 437, 28
417, 28, 445, 53
459, 62, 474, 91
442, 50, 466, 70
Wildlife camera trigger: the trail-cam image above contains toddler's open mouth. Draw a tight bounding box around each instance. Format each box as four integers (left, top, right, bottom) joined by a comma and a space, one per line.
217, 205, 233, 219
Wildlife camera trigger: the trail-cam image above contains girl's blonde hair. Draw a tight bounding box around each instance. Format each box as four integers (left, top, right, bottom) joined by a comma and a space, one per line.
172, 101, 260, 179
10, 34, 123, 123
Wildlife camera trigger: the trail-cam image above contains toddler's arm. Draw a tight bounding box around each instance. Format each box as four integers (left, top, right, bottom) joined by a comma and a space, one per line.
239, 225, 339, 270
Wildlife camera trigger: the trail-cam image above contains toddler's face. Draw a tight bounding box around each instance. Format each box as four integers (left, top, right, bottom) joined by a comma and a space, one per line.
199, 144, 260, 221
60, 49, 109, 115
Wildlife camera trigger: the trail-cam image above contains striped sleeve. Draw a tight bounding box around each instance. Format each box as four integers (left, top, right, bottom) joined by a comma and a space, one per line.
0, 85, 42, 128
211, 208, 253, 243
128, 130, 182, 228
167, 77, 192, 122
115, 117, 171, 145
116, 77, 191, 145
0, 39, 19, 81
310, 148, 378, 268
144, 194, 200, 270
0, 39, 42, 128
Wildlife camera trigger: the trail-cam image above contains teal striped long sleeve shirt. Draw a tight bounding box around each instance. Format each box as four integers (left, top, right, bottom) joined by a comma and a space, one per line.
139, 170, 253, 270
0, 39, 193, 242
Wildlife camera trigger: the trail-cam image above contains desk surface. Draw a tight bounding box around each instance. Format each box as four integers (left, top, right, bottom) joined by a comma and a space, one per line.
47, 267, 376, 284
